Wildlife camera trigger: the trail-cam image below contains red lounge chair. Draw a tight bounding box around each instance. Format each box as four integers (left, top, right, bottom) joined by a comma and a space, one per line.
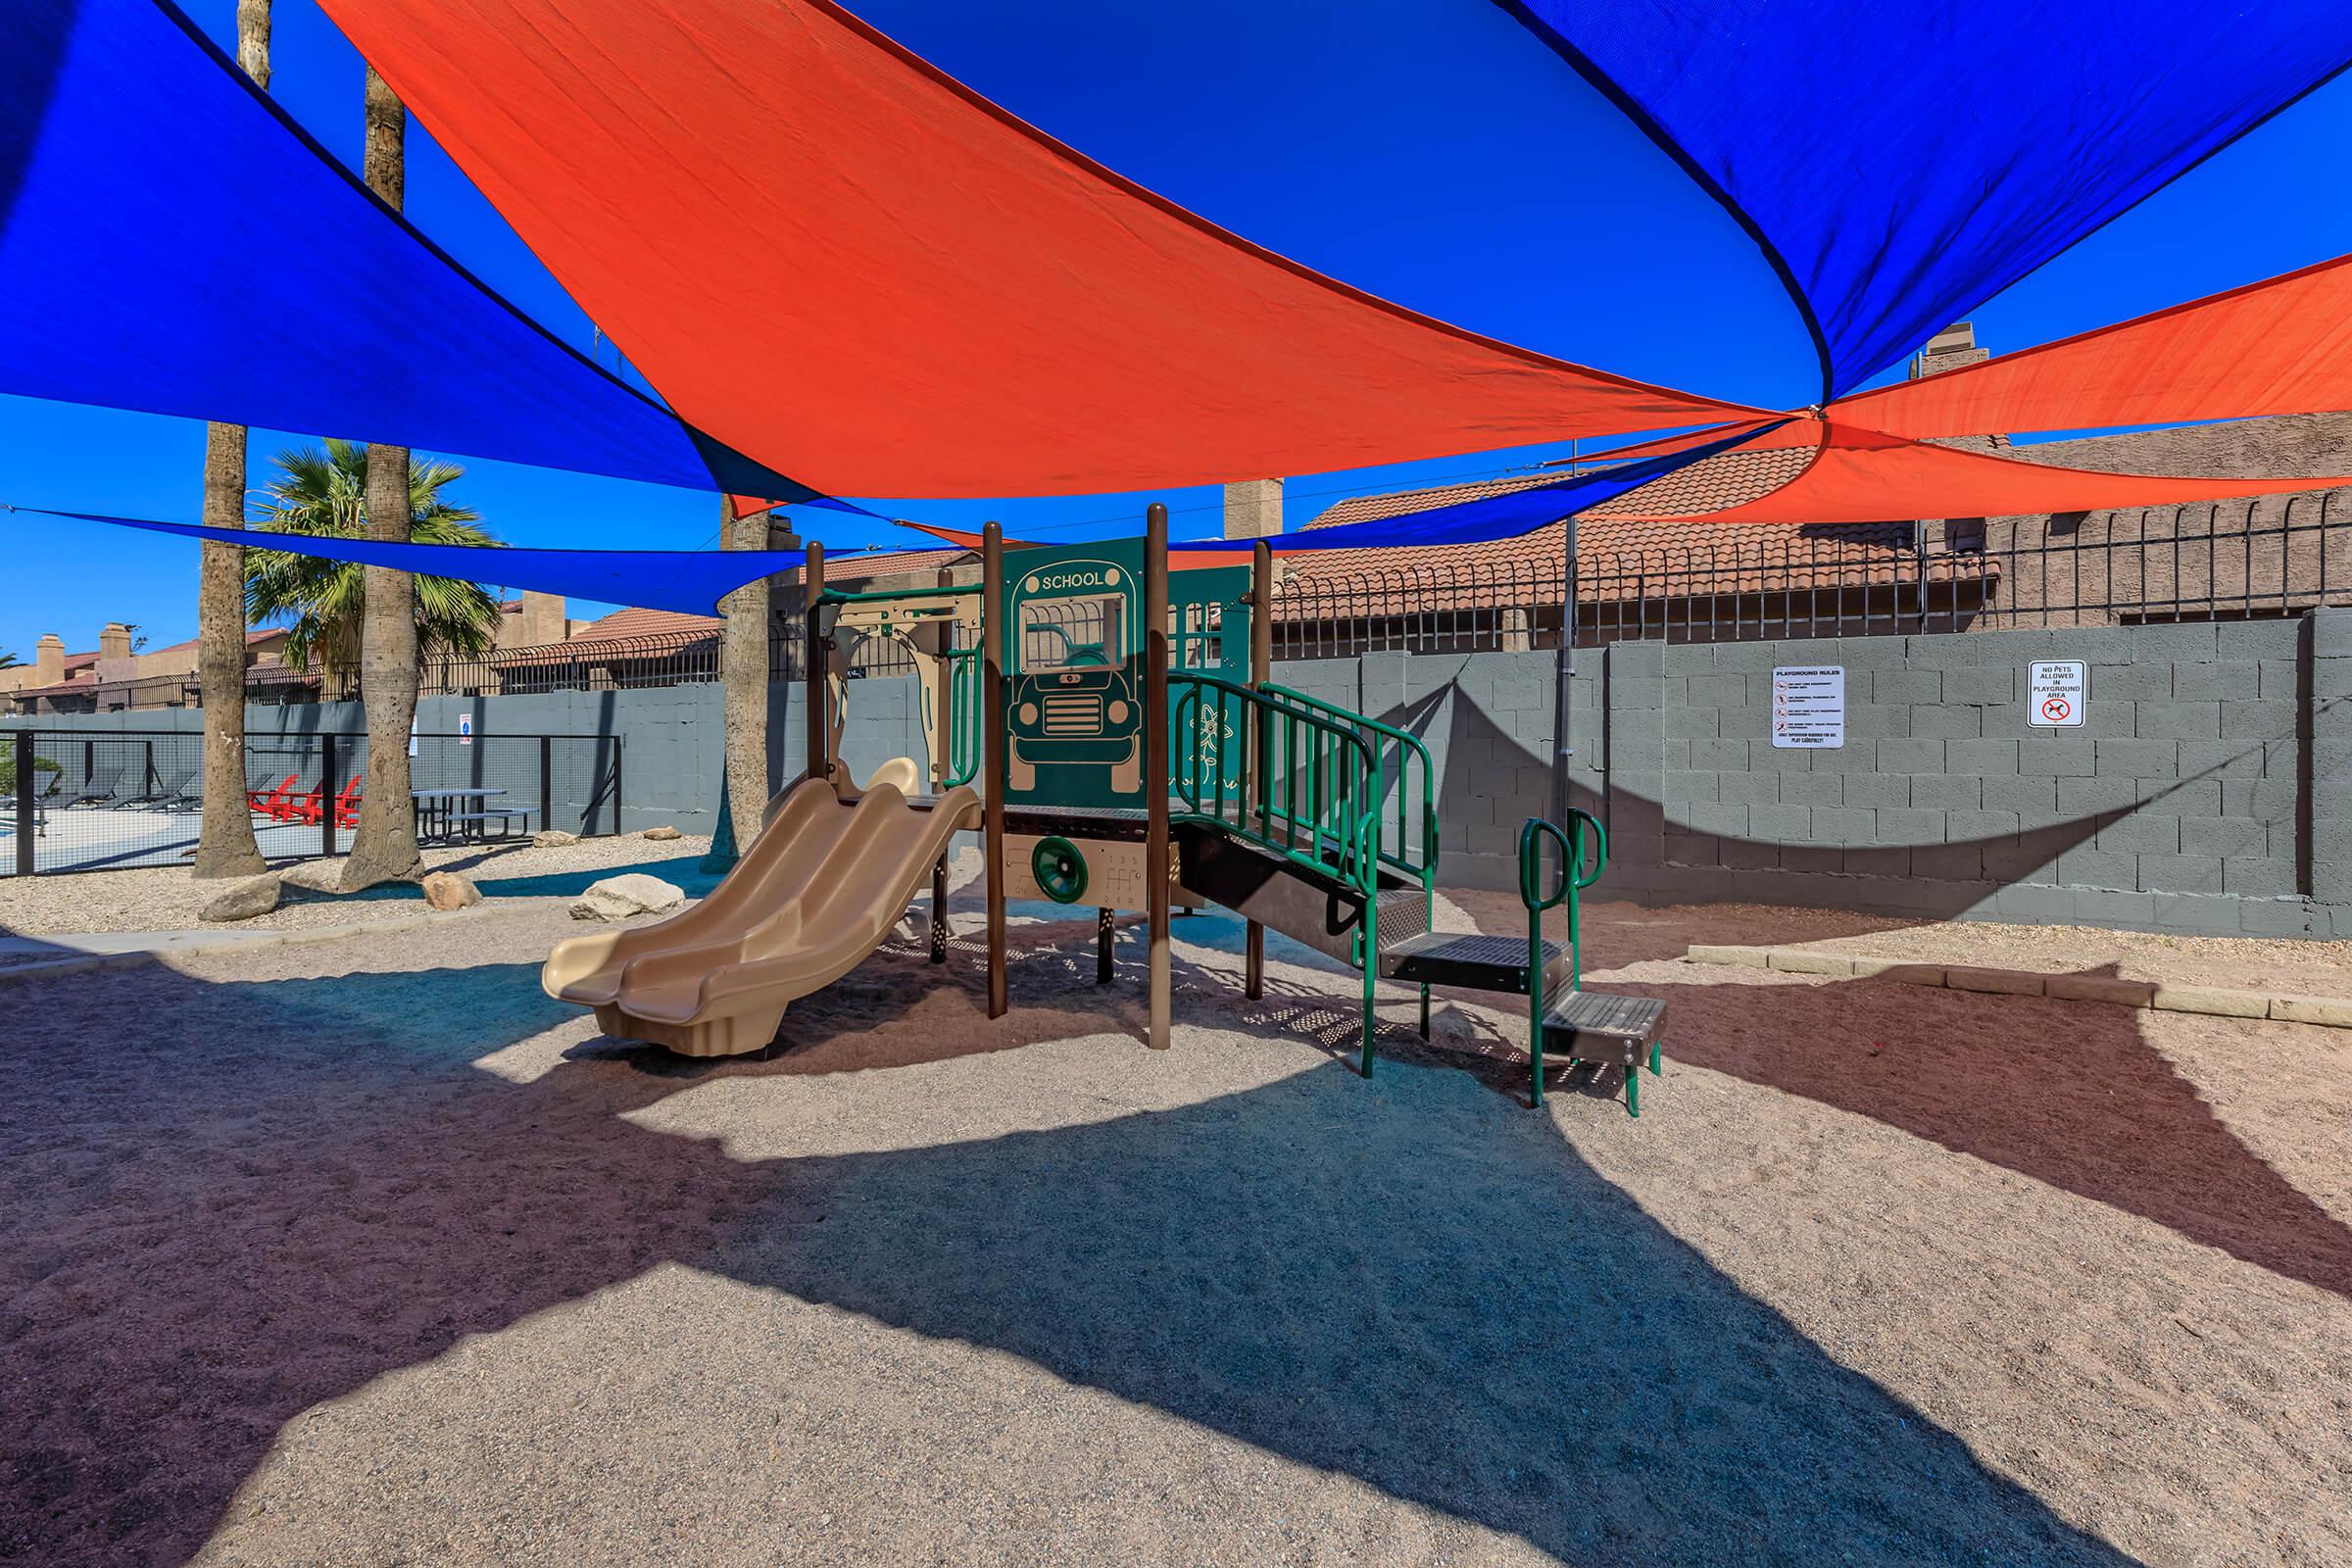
295, 778, 363, 829
248, 773, 302, 820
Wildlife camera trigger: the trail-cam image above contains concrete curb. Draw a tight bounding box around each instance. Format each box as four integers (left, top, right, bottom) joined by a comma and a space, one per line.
0, 904, 509, 988
1682, 944, 2352, 1029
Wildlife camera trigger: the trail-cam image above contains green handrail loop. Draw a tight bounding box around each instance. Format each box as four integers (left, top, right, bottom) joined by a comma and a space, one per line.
1567, 808, 1607, 892
1519, 815, 1573, 912
1519, 808, 1610, 1109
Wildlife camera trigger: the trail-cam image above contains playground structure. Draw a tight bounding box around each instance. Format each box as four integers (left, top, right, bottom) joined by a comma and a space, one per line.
545, 508, 1668, 1109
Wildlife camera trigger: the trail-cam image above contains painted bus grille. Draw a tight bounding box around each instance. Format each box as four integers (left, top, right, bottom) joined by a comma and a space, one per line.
1043, 695, 1102, 735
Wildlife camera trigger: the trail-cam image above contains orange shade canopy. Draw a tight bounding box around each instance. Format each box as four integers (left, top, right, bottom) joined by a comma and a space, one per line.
1604, 419, 2351, 524
1831, 253, 2352, 441
317, 0, 1756, 500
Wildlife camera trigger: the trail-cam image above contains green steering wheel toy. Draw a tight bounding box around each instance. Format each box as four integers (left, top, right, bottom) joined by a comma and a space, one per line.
1030, 836, 1089, 904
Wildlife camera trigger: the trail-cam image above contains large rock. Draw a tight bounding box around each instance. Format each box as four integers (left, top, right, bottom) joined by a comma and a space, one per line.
277, 859, 345, 894
532, 829, 579, 849
419, 870, 482, 911
200, 874, 281, 922
641, 825, 683, 842
569, 873, 686, 922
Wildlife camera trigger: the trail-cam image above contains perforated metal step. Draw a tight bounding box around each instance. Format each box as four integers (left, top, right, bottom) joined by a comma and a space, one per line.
1380, 932, 1569, 997
1541, 991, 1668, 1065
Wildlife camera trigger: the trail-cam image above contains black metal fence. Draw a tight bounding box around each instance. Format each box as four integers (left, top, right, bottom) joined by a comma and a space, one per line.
13, 496, 2346, 720
405, 613, 927, 702
1269, 492, 2352, 658
4, 727, 622, 877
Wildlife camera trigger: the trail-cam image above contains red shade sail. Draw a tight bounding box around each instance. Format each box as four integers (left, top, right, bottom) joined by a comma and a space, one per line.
1832, 253, 2352, 440
896, 521, 1242, 572
316, 0, 1754, 500
1605, 419, 2351, 524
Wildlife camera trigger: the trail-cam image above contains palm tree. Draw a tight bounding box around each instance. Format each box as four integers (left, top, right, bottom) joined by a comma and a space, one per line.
717, 498, 773, 859
0, 651, 21, 671
345, 62, 419, 890
244, 440, 505, 692
194, 0, 272, 882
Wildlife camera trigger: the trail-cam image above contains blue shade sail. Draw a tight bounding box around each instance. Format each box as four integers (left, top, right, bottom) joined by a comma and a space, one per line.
1167, 425, 1775, 553
0, 0, 818, 500
1499, 1, 2352, 398
23, 509, 810, 616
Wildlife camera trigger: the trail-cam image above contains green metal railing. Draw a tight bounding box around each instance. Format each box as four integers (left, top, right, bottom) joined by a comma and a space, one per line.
1258, 683, 1436, 890
1519, 809, 1607, 1108
811, 582, 983, 610
1169, 673, 1437, 1072
940, 644, 982, 789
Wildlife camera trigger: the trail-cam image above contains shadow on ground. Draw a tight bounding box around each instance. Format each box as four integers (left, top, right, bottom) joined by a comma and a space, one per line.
1599, 963, 2352, 1299
0, 931, 2136, 1566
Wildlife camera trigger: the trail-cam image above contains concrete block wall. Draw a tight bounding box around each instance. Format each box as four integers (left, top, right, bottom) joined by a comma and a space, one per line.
1618, 620, 2315, 936
1268, 612, 2337, 938
15, 612, 2344, 937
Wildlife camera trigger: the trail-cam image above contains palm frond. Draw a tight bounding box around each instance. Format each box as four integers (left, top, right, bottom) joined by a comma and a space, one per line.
243, 444, 510, 682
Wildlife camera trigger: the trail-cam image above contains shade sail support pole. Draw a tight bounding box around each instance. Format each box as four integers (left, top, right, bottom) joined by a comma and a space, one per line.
1145, 502, 1173, 1050
982, 522, 1007, 1019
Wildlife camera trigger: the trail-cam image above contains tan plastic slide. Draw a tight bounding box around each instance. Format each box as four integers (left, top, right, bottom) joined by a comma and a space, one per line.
543, 768, 980, 1056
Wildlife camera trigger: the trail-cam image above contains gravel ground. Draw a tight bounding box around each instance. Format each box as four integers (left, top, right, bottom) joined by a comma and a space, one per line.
3, 885, 2346, 1566
1565, 896, 2352, 997
0, 832, 713, 938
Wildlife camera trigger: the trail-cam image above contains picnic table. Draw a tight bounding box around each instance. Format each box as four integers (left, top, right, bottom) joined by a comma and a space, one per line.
412, 787, 537, 844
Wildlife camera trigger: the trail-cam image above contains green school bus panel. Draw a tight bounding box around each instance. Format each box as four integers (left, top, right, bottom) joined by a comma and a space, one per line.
999, 537, 1249, 810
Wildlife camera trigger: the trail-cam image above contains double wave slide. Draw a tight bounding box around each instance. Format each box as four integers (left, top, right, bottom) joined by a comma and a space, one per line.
543, 766, 981, 1056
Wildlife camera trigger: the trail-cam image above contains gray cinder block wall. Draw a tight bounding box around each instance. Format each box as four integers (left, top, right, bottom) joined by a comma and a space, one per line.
1306, 613, 2334, 938
15, 614, 2346, 937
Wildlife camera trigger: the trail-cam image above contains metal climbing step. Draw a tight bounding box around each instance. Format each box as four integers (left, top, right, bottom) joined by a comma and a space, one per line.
1541, 989, 1668, 1065
1380, 931, 1570, 997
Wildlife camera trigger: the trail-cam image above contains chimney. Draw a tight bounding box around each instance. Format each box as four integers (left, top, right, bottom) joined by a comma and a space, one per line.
99, 622, 133, 660
1912, 321, 1989, 379
512, 590, 567, 648
35, 634, 64, 686
1222, 478, 1283, 540
1911, 322, 2007, 448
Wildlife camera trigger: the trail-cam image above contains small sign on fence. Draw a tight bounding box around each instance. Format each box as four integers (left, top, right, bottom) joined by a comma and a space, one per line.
458, 713, 473, 748
1771, 665, 1845, 749
2028, 661, 2086, 727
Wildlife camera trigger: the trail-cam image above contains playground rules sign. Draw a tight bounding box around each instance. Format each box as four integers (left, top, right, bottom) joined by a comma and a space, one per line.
2028, 661, 2086, 727
1771, 666, 1844, 749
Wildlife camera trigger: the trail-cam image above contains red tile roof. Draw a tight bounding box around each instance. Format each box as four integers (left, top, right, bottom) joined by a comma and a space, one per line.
1283, 445, 1947, 616
570, 607, 720, 643
822, 546, 970, 580
131, 627, 283, 662
512, 606, 721, 662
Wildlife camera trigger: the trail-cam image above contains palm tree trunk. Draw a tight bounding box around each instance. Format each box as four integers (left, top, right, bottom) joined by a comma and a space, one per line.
340, 65, 421, 890
193, 0, 272, 881
719, 498, 771, 851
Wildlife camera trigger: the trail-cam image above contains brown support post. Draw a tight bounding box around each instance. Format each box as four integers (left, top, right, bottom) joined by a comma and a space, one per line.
15, 731, 35, 877
931, 852, 950, 963
1245, 538, 1272, 1001
982, 522, 1008, 1019
1145, 503, 1172, 1050
804, 541, 827, 787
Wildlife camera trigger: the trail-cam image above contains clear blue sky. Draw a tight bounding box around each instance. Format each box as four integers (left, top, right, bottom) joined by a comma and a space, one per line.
5, 0, 2351, 657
